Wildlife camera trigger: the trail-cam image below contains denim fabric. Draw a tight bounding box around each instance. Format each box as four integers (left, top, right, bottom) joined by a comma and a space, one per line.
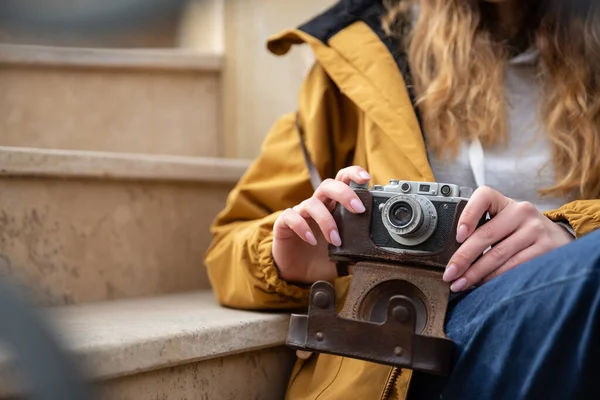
409, 229, 600, 400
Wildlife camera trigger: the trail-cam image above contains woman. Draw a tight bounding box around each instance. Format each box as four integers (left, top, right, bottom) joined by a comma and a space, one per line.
205, 0, 600, 398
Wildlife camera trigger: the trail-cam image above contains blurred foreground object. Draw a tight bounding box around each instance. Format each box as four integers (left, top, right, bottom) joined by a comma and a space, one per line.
0, 279, 92, 400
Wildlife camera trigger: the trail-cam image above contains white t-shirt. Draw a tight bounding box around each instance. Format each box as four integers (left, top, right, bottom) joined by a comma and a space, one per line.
427, 49, 573, 212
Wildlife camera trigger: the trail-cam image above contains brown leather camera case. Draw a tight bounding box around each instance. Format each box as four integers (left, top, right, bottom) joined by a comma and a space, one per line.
286, 188, 469, 376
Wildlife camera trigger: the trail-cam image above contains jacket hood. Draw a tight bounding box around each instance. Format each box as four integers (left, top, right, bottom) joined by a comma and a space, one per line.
266, 0, 432, 180
267, 0, 403, 71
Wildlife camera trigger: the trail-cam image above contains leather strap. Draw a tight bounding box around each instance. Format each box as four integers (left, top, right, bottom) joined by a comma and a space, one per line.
295, 113, 348, 277
295, 112, 323, 191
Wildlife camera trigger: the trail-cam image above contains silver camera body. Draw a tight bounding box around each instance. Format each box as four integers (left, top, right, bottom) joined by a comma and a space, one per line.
353, 180, 474, 254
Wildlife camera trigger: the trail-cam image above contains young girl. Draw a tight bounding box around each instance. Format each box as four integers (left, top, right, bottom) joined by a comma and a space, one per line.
206, 0, 600, 398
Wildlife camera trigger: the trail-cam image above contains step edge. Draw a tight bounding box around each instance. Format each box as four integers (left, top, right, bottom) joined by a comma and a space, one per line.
0, 146, 252, 184
0, 291, 293, 393
0, 44, 223, 72
76, 317, 291, 381
60, 291, 292, 380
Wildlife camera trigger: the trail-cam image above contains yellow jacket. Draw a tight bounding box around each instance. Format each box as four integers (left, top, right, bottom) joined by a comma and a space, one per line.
205, 1, 600, 398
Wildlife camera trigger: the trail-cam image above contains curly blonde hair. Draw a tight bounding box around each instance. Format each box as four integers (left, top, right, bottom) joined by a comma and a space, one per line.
383, 0, 600, 199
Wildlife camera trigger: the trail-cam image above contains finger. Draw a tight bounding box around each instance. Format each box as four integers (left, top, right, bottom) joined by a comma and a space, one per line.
481, 243, 547, 284
445, 202, 522, 283
452, 227, 536, 291
274, 208, 318, 245
314, 179, 366, 214
456, 186, 512, 243
335, 166, 371, 185
295, 198, 341, 246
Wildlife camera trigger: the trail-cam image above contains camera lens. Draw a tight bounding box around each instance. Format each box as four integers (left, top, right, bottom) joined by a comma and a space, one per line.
381, 194, 438, 246
389, 202, 413, 228
441, 185, 451, 196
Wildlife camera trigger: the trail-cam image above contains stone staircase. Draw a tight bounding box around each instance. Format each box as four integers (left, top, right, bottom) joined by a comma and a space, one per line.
0, 43, 295, 399
0, 44, 222, 156
0, 292, 292, 399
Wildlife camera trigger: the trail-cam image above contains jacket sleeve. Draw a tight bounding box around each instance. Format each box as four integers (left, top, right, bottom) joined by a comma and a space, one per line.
204, 63, 358, 310
545, 200, 600, 238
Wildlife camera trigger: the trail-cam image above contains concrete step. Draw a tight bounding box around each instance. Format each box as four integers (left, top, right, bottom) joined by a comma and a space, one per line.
0, 1, 188, 49
0, 146, 251, 306
0, 291, 295, 399
0, 44, 223, 157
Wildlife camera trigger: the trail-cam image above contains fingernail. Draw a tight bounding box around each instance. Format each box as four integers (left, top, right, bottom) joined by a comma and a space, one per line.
443, 264, 457, 282
451, 277, 468, 292
305, 231, 317, 246
359, 171, 371, 180
350, 199, 366, 213
330, 229, 342, 247
456, 225, 468, 243
296, 350, 313, 360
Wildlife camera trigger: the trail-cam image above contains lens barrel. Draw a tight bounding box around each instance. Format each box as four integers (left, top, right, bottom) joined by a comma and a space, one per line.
381, 194, 438, 246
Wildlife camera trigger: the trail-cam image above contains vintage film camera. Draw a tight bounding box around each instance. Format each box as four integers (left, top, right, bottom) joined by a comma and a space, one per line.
286, 179, 477, 376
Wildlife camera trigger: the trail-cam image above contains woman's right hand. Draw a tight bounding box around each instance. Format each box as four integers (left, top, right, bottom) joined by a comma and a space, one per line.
272, 166, 371, 284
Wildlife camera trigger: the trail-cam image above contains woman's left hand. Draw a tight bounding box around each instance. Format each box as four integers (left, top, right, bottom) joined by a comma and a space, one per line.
443, 186, 575, 292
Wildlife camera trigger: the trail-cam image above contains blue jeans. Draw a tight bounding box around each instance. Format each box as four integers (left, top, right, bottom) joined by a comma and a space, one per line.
409, 229, 600, 400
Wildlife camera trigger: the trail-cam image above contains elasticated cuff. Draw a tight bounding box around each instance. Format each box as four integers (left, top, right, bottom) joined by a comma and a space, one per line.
256, 230, 310, 305
545, 200, 600, 238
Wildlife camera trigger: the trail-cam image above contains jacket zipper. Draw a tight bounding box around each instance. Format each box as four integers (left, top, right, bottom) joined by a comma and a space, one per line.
381, 367, 401, 400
